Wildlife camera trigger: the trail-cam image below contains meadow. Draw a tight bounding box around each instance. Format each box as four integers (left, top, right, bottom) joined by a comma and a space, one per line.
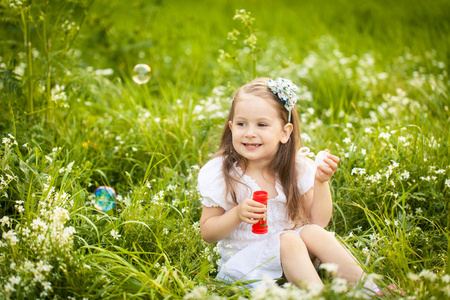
0, 0, 449, 298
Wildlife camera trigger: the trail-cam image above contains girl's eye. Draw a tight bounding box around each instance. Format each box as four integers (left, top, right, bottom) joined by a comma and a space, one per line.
237, 122, 246, 126
258, 123, 268, 127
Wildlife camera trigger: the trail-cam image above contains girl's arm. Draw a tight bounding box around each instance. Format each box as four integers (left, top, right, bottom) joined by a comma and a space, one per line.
303, 150, 340, 228
309, 180, 333, 227
200, 199, 266, 243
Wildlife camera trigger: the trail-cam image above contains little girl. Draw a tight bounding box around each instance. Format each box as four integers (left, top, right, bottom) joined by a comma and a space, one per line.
198, 78, 378, 292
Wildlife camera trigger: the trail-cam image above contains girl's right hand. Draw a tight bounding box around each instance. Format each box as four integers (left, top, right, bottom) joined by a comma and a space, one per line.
237, 198, 267, 224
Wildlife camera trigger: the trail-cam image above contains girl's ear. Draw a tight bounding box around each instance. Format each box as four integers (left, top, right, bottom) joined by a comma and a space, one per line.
228, 121, 233, 130
281, 123, 293, 144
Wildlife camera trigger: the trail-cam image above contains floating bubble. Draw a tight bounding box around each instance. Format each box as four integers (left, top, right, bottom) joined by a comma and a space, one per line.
298, 147, 310, 156
132, 64, 151, 84
94, 186, 116, 211
315, 150, 328, 166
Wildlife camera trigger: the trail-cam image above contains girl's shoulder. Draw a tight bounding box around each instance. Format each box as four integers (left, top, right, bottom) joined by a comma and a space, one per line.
198, 156, 234, 210
198, 156, 225, 190
198, 156, 223, 178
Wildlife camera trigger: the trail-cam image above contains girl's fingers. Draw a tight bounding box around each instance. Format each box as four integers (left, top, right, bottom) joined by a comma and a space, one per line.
318, 163, 334, 174
323, 149, 340, 164
246, 218, 260, 224
239, 198, 266, 223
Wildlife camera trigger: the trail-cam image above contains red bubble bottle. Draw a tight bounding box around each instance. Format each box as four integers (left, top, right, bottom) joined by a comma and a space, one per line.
251, 191, 269, 234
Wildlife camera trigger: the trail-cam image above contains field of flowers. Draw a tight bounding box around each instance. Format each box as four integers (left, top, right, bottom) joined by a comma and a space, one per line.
1, 0, 449, 298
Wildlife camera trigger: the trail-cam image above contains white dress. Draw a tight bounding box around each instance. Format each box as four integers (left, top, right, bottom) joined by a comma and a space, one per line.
197, 155, 317, 289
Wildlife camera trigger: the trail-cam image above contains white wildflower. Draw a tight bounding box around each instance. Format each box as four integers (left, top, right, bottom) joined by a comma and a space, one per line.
442, 274, 450, 283
1, 216, 10, 227
3, 230, 19, 245
42, 281, 52, 291
419, 269, 437, 281
378, 132, 391, 140
4, 282, 15, 293
351, 168, 366, 176
343, 137, 351, 144
407, 272, 420, 281
319, 262, 338, 274
9, 275, 21, 285
443, 285, 450, 297
110, 229, 121, 240
66, 161, 74, 173
301, 132, 311, 143
331, 277, 348, 293
306, 282, 323, 297
184, 286, 207, 300
400, 170, 410, 180
23, 260, 34, 271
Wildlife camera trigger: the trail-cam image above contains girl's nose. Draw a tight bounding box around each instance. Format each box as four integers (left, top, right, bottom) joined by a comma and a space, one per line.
245, 126, 257, 138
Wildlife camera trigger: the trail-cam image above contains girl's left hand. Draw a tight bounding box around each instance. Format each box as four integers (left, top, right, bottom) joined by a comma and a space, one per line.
315, 149, 340, 182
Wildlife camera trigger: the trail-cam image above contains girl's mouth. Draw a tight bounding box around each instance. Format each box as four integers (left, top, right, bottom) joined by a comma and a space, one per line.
243, 143, 261, 148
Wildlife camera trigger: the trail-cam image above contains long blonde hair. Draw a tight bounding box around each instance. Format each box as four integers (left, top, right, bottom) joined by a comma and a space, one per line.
214, 78, 308, 223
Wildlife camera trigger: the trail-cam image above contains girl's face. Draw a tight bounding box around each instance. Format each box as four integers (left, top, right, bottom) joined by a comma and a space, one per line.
229, 93, 293, 167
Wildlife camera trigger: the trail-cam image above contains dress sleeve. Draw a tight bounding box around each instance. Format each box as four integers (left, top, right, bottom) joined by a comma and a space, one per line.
296, 156, 317, 194
197, 157, 234, 211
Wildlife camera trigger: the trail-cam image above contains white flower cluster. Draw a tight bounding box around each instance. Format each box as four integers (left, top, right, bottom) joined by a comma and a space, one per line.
51, 84, 69, 108
0, 184, 76, 298
193, 96, 228, 120
2, 133, 18, 147
8, 0, 23, 9
1, 173, 17, 198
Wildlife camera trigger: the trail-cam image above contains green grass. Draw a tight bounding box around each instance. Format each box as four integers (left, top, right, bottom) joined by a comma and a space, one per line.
1, 0, 449, 298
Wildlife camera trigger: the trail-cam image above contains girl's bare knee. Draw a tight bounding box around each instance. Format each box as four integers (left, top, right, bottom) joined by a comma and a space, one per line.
300, 224, 329, 240
280, 232, 306, 251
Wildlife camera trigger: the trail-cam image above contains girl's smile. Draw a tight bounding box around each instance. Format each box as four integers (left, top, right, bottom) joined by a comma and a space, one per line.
243, 143, 261, 149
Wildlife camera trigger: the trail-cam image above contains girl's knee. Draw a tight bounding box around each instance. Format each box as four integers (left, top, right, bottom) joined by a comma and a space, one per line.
300, 224, 331, 240
280, 232, 306, 251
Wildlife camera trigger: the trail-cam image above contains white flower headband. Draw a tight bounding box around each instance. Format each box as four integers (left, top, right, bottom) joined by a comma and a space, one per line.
233, 77, 299, 123
265, 78, 299, 123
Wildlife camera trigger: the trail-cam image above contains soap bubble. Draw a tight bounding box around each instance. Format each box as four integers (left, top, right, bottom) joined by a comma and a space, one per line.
298, 147, 310, 156
132, 64, 151, 84
94, 186, 116, 211
315, 150, 328, 166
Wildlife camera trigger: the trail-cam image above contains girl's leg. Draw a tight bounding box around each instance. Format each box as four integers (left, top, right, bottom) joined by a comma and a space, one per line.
299, 224, 364, 284
279, 232, 323, 287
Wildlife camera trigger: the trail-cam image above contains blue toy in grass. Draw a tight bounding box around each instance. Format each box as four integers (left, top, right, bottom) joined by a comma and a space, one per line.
94, 186, 116, 211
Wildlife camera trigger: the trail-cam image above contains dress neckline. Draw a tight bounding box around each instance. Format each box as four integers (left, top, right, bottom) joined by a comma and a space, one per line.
235, 164, 282, 200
